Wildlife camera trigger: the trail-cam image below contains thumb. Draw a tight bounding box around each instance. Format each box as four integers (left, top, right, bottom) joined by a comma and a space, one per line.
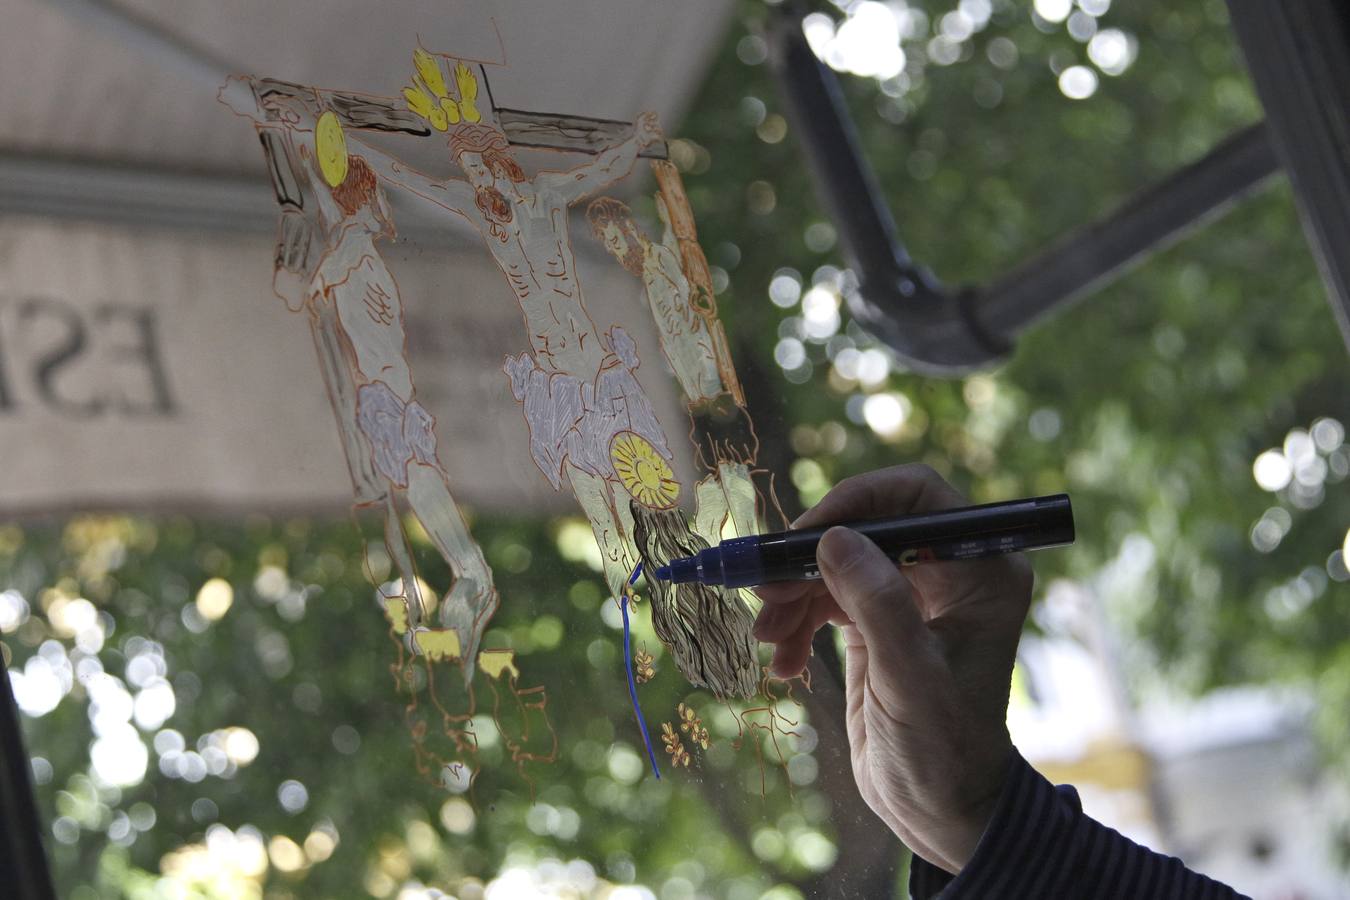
818, 527, 936, 682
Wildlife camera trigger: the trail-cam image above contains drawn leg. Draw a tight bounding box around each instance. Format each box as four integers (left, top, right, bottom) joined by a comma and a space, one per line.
381, 491, 429, 628
692, 462, 757, 547
480, 650, 558, 796
308, 301, 384, 504
693, 474, 730, 545
718, 461, 759, 538
404, 462, 499, 676
567, 463, 640, 601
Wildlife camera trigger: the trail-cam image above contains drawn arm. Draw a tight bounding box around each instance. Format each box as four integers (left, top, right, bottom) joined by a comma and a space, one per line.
252, 124, 319, 311
373, 183, 397, 238
272, 211, 320, 311
656, 194, 682, 257
344, 135, 476, 218
655, 247, 694, 322
538, 112, 662, 205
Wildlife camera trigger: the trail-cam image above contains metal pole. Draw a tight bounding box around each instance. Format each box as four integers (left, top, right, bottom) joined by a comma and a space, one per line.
767, 5, 1004, 375
768, 6, 1286, 375
1227, 0, 1350, 354
978, 122, 1280, 338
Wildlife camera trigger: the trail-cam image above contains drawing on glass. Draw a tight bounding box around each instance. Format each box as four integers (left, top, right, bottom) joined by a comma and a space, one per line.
222, 39, 799, 788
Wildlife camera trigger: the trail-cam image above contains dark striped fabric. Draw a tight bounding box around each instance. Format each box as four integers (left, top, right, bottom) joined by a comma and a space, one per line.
909, 751, 1251, 899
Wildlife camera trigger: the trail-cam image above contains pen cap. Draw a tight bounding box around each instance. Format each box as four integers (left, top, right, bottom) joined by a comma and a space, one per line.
1034, 494, 1075, 547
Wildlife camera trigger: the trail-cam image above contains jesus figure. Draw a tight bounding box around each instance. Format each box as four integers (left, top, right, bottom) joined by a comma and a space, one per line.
366, 90, 674, 601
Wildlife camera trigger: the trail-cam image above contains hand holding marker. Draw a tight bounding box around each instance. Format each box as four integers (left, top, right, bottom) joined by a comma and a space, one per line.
652, 494, 1074, 589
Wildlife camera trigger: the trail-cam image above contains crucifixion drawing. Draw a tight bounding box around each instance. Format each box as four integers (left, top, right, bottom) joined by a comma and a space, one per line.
223, 41, 787, 784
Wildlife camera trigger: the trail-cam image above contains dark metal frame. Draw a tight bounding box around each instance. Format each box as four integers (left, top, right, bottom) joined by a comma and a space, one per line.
0, 667, 56, 899
1226, 0, 1350, 350
767, 2, 1349, 374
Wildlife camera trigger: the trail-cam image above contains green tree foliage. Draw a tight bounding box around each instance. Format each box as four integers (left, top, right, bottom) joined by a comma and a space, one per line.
676, 0, 1350, 858
3, 0, 1348, 896
3, 515, 839, 898
679, 0, 1349, 727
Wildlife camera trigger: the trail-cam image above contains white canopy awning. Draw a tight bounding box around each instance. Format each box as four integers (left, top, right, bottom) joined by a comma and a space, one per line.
0, 0, 733, 515
4, 0, 730, 177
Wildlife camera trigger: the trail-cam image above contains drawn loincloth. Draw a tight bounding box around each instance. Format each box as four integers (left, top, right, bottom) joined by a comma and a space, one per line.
504, 326, 671, 489
356, 380, 438, 487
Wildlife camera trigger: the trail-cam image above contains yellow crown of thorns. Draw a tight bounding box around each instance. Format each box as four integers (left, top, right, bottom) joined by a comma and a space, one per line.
403, 48, 482, 132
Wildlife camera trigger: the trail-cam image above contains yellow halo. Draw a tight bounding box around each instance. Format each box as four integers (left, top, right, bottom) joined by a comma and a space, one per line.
315, 111, 349, 188
610, 431, 680, 509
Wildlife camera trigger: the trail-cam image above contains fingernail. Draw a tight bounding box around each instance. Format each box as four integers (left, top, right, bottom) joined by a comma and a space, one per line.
818, 527, 865, 572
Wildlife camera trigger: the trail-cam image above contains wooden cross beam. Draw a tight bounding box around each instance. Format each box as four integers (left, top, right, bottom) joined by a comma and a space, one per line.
250, 77, 670, 160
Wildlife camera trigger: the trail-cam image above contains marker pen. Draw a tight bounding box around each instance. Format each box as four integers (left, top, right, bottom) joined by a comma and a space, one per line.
652, 494, 1073, 589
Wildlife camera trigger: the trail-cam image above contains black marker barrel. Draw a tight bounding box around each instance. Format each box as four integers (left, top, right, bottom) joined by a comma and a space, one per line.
657, 494, 1074, 589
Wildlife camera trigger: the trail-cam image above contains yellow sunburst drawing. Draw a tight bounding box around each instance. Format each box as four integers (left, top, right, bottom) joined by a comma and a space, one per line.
402, 49, 482, 132
610, 431, 680, 509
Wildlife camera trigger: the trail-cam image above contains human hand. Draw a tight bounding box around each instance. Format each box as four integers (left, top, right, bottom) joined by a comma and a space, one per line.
752, 465, 1033, 874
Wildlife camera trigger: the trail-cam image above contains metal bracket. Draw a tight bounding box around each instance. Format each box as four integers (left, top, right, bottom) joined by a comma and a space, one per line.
767, 7, 1284, 374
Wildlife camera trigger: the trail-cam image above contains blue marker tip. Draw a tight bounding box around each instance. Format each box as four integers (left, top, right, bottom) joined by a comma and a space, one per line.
653, 565, 671, 581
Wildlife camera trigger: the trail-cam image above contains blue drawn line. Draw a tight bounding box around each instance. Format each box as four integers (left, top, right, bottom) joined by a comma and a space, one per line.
623, 563, 660, 779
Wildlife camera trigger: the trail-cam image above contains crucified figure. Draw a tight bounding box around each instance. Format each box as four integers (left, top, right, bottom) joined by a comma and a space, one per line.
229, 55, 759, 698
365, 102, 673, 603
223, 85, 498, 677
370, 55, 758, 696
586, 192, 763, 546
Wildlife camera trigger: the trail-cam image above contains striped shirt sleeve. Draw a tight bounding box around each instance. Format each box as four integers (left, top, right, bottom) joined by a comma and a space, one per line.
909, 750, 1252, 899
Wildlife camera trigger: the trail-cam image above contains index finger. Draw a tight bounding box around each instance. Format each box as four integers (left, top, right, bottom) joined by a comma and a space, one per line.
752, 579, 816, 607
792, 463, 968, 530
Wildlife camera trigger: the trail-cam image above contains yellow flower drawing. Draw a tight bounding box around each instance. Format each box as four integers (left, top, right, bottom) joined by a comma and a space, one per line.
610, 431, 680, 509
678, 702, 710, 750
403, 49, 483, 132
634, 646, 655, 684
660, 722, 690, 767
